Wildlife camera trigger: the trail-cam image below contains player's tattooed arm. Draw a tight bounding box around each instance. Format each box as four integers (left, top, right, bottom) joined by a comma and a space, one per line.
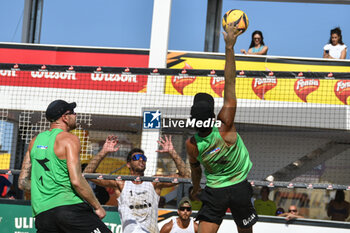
83, 135, 119, 173
18, 137, 35, 191
18, 151, 32, 191
83, 135, 120, 188
157, 135, 190, 178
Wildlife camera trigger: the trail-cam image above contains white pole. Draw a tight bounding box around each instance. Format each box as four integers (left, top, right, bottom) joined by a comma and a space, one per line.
142, 0, 172, 176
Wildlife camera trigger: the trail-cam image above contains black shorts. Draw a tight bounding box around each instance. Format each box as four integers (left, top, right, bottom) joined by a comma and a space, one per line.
196, 180, 258, 228
35, 202, 112, 233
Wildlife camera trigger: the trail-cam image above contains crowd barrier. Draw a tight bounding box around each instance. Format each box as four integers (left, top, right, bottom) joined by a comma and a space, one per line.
1, 199, 349, 233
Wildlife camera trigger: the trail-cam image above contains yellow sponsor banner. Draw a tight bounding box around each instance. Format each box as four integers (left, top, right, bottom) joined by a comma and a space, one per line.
165, 75, 350, 105
0, 153, 11, 169
166, 55, 350, 105
167, 53, 350, 72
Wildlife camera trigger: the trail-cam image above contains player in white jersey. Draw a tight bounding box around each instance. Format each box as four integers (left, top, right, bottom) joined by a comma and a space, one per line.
118, 177, 160, 232
84, 135, 189, 233
160, 197, 198, 233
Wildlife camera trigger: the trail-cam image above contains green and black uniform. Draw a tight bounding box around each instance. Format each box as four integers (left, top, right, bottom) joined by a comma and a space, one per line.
194, 127, 258, 228
31, 129, 83, 216
31, 129, 111, 233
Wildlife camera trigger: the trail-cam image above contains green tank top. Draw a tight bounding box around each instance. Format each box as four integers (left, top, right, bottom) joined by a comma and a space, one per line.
30, 128, 83, 216
194, 127, 252, 188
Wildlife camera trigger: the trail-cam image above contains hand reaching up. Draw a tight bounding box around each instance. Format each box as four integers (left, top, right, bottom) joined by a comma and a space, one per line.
156, 135, 174, 154
101, 135, 120, 155
223, 23, 242, 49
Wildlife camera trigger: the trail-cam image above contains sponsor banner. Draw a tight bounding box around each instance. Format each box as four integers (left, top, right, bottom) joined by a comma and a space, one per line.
0, 44, 149, 67
166, 53, 350, 105
166, 52, 350, 72
2, 202, 349, 233
0, 153, 10, 170
0, 201, 122, 233
0, 70, 147, 93
165, 71, 350, 106
158, 210, 350, 233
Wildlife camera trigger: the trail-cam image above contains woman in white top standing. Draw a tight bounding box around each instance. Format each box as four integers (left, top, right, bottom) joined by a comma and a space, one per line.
323, 27, 347, 59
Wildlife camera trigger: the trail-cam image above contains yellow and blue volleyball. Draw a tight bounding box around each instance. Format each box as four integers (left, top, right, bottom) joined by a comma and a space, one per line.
222, 9, 249, 33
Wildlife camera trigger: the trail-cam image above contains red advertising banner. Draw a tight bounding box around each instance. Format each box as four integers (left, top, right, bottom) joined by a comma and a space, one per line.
0, 45, 149, 67
0, 70, 147, 93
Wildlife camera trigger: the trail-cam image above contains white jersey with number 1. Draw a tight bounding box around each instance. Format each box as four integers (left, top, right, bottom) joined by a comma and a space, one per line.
117, 181, 160, 233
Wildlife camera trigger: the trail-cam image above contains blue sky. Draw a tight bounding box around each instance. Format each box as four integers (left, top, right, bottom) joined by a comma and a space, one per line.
0, 0, 350, 59
0, 121, 13, 153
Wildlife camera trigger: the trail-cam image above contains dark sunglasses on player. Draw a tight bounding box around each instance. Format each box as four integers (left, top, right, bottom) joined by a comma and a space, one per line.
64, 110, 76, 116
288, 209, 297, 213
179, 206, 191, 211
131, 154, 147, 162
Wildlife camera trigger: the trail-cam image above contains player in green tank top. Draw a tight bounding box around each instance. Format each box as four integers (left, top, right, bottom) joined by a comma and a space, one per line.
19, 100, 112, 233
186, 23, 258, 233
30, 128, 84, 216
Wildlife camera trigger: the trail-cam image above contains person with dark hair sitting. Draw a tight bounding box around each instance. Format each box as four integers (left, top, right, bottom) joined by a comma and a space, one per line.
254, 186, 276, 216
275, 207, 285, 216
323, 27, 347, 59
241, 30, 268, 55
327, 190, 350, 221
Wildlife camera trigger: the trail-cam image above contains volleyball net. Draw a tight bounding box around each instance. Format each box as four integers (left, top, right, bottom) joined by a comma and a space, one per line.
0, 63, 350, 190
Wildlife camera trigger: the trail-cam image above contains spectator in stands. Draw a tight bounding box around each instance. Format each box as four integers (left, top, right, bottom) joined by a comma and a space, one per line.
159, 196, 166, 208
323, 27, 347, 59
4, 184, 16, 199
241, 30, 268, 55
254, 186, 277, 216
278, 205, 304, 221
275, 207, 285, 216
160, 197, 198, 233
188, 186, 202, 211
327, 190, 350, 221
0, 175, 11, 197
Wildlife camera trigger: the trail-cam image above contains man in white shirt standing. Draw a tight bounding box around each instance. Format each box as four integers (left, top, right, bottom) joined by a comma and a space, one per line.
84, 135, 189, 233
160, 197, 198, 233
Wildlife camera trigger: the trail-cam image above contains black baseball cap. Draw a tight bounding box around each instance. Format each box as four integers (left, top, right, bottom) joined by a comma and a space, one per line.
190, 93, 215, 120
45, 100, 76, 122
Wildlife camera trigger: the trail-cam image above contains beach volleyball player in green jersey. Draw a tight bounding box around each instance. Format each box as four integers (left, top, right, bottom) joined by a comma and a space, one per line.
18, 100, 112, 233
186, 23, 258, 233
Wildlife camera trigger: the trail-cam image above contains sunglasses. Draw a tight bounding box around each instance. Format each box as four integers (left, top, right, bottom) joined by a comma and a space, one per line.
288, 209, 297, 213
131, 154, 147, 162
179, 206, 191, 211
64, 110, 76, 116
